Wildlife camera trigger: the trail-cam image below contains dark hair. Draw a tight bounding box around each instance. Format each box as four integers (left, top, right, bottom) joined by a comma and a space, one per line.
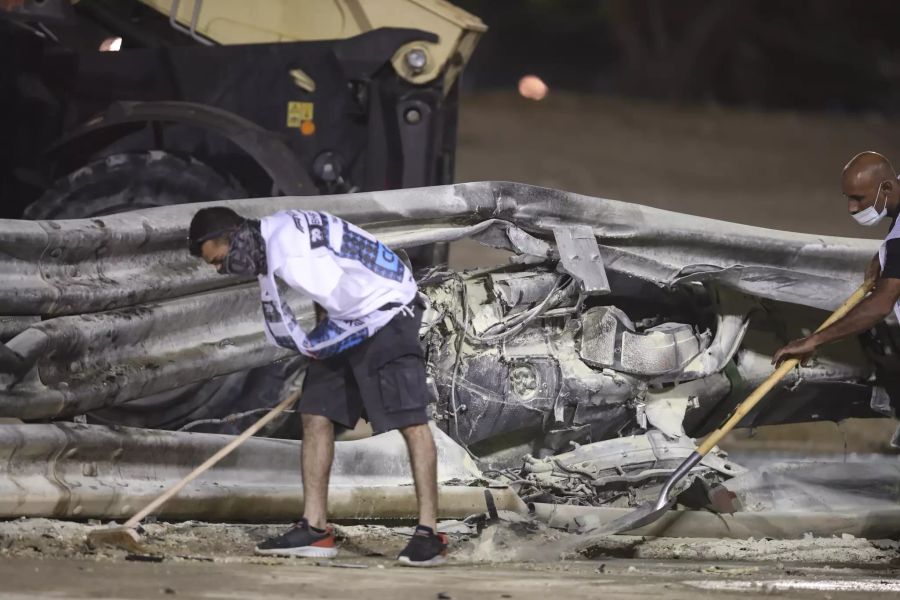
188, 207, 245, 256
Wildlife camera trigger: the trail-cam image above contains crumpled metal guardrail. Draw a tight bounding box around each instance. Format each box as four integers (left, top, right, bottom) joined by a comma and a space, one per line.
0, 185, 494, 318
1, 181, 877, 317
1, 182, 877, 420
1, 284, 295, 420
0, 219, 523, 419
0, 422, 520, 521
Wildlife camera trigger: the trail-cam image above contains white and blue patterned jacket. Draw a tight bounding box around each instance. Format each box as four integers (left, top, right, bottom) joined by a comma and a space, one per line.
257, 210, 418, 358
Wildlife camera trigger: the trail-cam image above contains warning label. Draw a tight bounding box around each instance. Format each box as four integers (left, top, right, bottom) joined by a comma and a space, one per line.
286, 102, 314, 128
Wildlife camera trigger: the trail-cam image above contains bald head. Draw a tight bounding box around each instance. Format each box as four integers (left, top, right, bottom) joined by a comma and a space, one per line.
843, 151, 900, 220
843, 151, 895, 190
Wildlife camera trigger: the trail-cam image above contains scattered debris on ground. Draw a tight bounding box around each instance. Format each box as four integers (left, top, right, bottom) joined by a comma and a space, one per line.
2, 518, 897, 568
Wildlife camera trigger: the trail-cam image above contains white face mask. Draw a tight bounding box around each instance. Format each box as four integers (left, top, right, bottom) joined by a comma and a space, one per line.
853, 183, 888, 226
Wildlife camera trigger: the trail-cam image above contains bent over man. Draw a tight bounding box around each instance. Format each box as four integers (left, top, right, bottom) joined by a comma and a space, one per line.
774, 151, 900, 416
188, 206, 447, 567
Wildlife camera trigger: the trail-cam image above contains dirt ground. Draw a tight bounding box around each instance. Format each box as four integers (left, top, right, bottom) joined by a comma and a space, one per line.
4, 555, 899, 600
451, 91, 900, 455
1, 518, 899, 599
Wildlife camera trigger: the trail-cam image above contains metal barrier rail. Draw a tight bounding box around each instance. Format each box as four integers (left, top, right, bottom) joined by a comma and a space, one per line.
1, 182, 878, 420
0, 182, 876, 318
0, 184, 492, 317
0, 221, 517, 419
1, 284, 294, 420
0, 422, 519, 521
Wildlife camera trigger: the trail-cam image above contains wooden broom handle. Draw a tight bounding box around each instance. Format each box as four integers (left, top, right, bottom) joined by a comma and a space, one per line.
123, 390, 300, 529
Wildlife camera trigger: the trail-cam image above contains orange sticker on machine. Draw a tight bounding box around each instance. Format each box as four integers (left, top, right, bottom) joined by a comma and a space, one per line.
286, 102, 314, 128
299, 120, 316, 136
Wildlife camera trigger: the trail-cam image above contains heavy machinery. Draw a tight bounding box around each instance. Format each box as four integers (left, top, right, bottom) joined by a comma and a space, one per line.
0, 0, 484, 431
0, 0, 485, 220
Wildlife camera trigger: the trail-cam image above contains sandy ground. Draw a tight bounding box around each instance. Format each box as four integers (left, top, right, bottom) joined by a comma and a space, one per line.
1, 518, 899, 599
3, 518, 898, 566
4, 555, 899, 600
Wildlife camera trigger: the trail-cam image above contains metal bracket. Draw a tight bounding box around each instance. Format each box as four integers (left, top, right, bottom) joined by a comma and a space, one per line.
552, 225, 610, 295
168, 0, 214, 46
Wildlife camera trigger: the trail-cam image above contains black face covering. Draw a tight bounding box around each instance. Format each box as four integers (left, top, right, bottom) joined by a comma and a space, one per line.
221, 220, 267, 276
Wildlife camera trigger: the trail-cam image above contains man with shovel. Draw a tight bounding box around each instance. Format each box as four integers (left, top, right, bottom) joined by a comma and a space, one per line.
774, 151, 900, 414
188, 206, 448, 567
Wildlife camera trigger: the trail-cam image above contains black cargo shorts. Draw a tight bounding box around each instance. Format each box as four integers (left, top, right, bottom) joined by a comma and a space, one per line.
298, 302, 429, 433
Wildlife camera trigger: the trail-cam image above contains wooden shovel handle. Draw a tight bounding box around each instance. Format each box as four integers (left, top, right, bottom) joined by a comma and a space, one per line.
123, 390, 300, 529
696, 278, 876, 456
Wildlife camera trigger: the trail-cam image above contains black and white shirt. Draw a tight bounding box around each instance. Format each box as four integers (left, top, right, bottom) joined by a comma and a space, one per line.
257, 210, 418, 358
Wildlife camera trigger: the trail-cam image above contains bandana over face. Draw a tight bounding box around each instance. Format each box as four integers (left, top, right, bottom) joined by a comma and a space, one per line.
222, 220, 267, 276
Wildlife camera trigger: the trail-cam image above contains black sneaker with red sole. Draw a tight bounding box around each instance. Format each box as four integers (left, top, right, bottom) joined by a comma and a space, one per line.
397, 525, 448, 567
255, 519, 338, 558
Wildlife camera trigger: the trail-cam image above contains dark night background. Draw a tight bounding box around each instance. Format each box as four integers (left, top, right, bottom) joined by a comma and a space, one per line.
455, 0, 900, 113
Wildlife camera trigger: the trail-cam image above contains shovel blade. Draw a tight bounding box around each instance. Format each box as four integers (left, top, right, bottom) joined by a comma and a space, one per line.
578, 497, 676, 536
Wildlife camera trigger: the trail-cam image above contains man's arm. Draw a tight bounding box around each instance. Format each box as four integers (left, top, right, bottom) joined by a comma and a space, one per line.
866, 252, 881, 282
771, 277, 900, 365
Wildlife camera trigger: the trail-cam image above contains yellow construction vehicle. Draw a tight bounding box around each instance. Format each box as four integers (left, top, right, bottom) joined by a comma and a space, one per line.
0, 0, 483, 431
0, 0, 485, 219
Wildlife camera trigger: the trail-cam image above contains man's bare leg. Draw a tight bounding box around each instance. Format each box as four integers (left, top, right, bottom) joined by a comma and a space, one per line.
400, 423, 438, 530
301, 413, 335, 529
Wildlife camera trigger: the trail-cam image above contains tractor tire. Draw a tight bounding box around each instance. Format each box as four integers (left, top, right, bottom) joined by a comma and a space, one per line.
24, 151, 241, 219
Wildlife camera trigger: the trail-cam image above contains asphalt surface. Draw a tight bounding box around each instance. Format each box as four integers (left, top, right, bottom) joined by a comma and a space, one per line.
2, 556, 899, 600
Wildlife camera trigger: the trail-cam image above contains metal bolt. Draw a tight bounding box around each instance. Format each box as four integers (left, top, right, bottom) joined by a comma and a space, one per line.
404, 48, 427, 74
404, 108, 422, 125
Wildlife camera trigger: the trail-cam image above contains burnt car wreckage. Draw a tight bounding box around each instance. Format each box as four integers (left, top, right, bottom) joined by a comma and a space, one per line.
1, 182, 899, 536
